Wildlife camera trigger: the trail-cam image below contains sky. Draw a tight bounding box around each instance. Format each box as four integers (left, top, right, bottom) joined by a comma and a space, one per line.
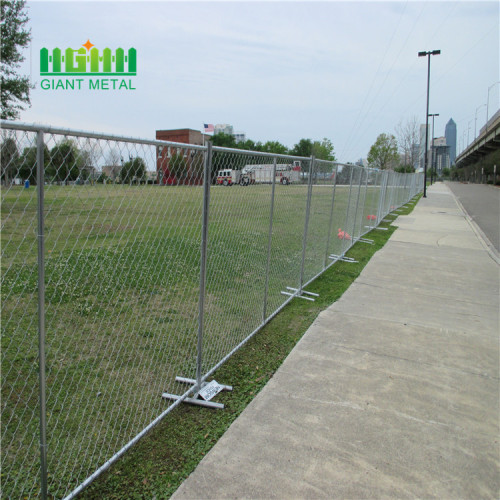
16, 0, 500, 163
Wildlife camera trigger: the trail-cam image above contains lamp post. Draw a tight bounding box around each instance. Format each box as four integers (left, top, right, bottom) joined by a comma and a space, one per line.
475, 104, 486, 139
486, 81, 500, 129
428, 113, 439, 184
418, 49, 440, 197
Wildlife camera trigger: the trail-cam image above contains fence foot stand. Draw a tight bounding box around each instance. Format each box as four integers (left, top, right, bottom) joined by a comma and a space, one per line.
280, 286, 318, 302
329, 254, 358, 263
162, 377, 232, 409
375, 227, 388, 230
358, 238, 374, 244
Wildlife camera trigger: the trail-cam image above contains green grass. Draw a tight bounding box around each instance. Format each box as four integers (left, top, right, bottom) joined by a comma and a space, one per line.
78, 193, 422, 499
1, 181, 419, 499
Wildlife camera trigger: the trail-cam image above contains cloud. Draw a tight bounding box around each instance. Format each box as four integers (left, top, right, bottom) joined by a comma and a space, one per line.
18, 1, 499, 160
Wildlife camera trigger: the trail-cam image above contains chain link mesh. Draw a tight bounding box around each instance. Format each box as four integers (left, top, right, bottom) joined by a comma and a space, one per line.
1, 122, 423, 498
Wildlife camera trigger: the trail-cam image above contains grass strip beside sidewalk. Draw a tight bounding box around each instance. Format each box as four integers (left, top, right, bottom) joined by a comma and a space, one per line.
80, 195, 421, 499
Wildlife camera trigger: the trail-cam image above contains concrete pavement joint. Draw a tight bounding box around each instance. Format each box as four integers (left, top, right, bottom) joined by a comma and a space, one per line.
283, 393, 463, 432
324, 309, 492, 338
305, 341, 499, 382
355, 280, 497, 307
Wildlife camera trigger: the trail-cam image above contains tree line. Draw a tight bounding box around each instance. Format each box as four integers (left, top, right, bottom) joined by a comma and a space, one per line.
0, 137, 147, 185
367, 116, 420, 172
211, 133, 336, 162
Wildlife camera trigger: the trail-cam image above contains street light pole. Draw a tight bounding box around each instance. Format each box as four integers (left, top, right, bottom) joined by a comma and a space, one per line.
486, 81, 500, 129
475, 104, 486, 139
419, 50, 440, 198
429, 113, 439, 184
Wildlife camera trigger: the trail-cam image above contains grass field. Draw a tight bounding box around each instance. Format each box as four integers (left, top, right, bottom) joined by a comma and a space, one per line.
1, 181, 405, 498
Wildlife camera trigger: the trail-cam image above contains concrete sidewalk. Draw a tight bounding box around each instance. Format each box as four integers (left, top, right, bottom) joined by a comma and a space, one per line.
172, 183, 499, 500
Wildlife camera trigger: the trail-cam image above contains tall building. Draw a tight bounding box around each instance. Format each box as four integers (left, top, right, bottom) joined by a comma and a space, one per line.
445, 118, 457, 164
431, 137, 450, 174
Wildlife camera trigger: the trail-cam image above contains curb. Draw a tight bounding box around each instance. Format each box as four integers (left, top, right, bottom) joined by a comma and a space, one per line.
447, 187, 500, 265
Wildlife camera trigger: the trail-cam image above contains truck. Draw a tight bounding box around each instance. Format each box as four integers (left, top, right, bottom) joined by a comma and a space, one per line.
216, 161, 301, 187
216, 169, 241, 186
239, 161, 301, 186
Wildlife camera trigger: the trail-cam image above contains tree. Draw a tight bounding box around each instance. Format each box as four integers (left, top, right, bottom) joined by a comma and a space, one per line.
261, 141, 288, 155
395, 116, 419, 170
291, 138, 313, 157
121, 157, 146, 184
1, 136, 19, 183
168, 153, 187, 182
104, 148, 122, 181
1, 0, 32, 119
367, 133, 399, 170
48, 140, 83, 183
211, 133, 237, 149
17, 143, 49, 184
312, 138, 336, 161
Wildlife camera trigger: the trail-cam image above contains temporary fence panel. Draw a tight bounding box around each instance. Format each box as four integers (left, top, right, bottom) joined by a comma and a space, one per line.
1, 121, 423, 499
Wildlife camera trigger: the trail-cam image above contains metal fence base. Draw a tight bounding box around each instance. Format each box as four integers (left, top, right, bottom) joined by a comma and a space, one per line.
329, 254, 358, 263
162, 377, 233, 410
358, 238, 374, 244
280, 286, 319, 302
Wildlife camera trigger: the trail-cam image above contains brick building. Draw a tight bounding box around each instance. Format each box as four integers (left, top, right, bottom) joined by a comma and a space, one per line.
155, 129, 209, 185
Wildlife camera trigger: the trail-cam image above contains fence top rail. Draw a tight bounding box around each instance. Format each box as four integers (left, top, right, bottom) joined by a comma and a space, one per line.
1, 121, 423, 176
0, 120, 208, 152
211, 144, 307, 161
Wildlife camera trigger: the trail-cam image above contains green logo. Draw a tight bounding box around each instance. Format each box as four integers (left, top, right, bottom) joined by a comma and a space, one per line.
40, 39, 136, 76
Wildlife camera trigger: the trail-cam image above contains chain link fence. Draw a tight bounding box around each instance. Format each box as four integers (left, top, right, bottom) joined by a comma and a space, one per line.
1, 121, 423, 499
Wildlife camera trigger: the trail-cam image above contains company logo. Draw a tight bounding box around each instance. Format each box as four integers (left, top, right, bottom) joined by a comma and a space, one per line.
40, 40, 136, 91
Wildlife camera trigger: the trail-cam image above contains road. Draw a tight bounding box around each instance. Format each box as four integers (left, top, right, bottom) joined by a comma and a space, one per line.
445, 181, 500, 253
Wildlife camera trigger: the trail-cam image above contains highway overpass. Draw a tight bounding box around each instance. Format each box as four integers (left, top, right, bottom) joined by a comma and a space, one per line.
455, 110, 500, 168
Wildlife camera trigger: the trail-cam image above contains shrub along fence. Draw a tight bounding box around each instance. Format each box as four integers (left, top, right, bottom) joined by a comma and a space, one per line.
1, 121, 423, 499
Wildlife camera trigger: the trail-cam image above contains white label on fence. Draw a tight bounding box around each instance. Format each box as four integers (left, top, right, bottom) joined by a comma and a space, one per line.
199, 380, 223, 401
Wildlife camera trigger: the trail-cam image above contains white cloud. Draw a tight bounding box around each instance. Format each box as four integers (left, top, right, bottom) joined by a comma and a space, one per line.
15, 1, 499, 161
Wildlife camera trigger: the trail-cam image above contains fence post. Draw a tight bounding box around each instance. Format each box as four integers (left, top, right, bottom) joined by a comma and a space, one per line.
196, 142, 212, 392
341, 166, 354, 256
351, 167, 363, 242
324, 163, 338, 268
360, 167, 369, 236
36, 130, 48, 500
376, 171, 384, 222
299, 156, 315, 292
262, 157, 277, 322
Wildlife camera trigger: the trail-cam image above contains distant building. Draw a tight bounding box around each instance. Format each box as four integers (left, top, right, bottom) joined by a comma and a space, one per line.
434, 145, 450, 174
233, 132, 246, 144
433, 137, 447, 147
214, 124, 234, 136
155, 129, 209, 185
215, 124, 246, 144
445, 118, 457, 164
431, 137, 450, 174
411, 143, 420, 170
